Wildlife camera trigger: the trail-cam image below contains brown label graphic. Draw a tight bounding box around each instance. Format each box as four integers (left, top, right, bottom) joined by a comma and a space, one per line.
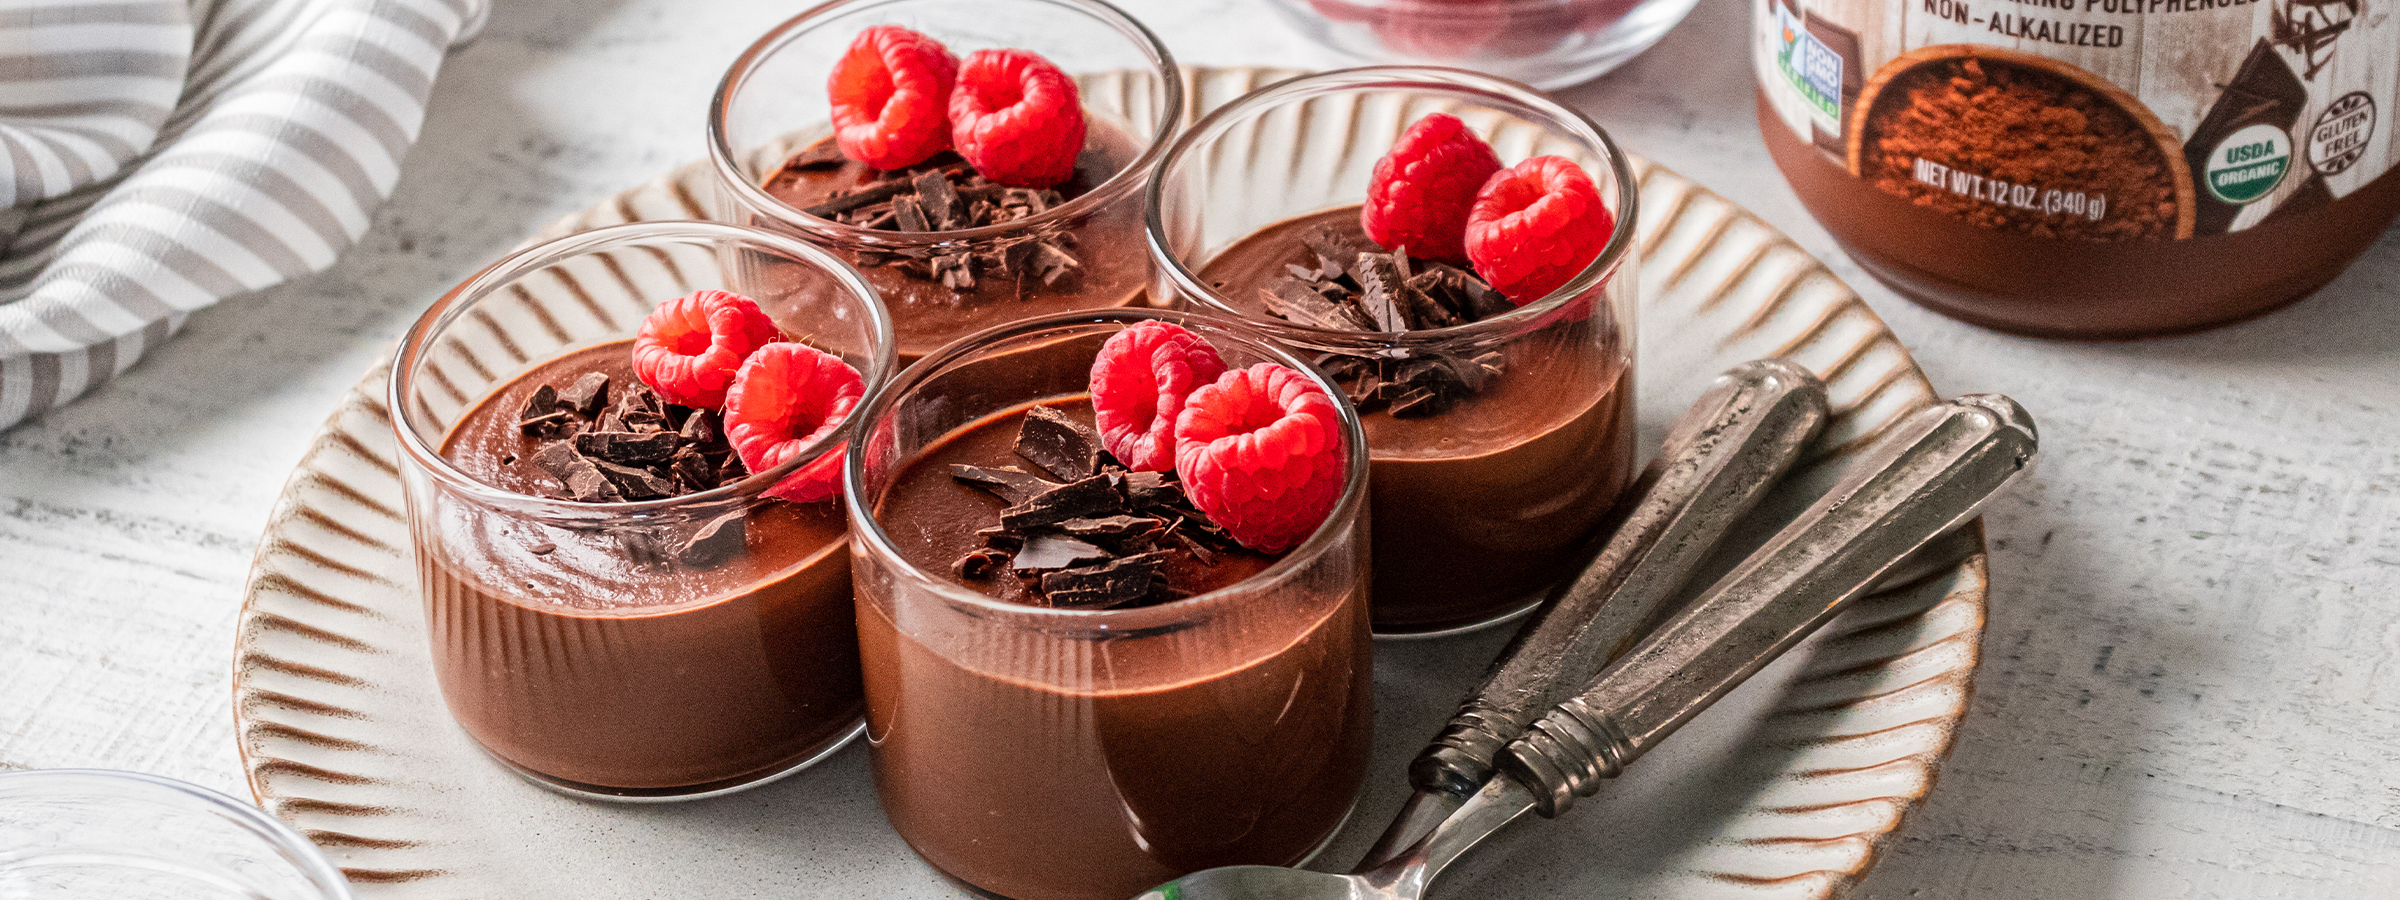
1851, 48, 2192, 241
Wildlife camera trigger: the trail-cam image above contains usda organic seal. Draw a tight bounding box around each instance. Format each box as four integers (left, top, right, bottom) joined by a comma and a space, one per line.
2204, 123, 2292, 205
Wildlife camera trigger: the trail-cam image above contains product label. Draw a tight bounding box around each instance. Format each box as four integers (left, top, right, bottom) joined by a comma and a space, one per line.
2205, 123, 2293, 204
1754, 0, 2397, 241
1772, 4, 1845, 124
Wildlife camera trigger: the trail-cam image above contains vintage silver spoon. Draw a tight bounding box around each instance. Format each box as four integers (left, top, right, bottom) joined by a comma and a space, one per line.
1133, 394, 2038, 900
1361, 359, 1830, 866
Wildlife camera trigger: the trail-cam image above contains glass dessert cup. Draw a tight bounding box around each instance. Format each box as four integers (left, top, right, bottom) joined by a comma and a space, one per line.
707, 0, 1183, 363
845, 309, 1374, 900
390, 222, 896, 801
1265, 0, 1700, 90
0, 769, 354, 900
1147, 67, 1639, 636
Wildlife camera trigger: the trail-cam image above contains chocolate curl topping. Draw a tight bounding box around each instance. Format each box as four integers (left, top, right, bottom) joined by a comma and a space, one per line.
945, 404, 1248, 610
1259, 224, 1517, 418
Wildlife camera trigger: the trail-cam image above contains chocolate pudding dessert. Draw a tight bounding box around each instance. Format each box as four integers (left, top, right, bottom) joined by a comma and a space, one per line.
422, 341, 862, 792
759, 128, 1150, 360
860, 396, 1371, 900
1202, 209, 1635, 631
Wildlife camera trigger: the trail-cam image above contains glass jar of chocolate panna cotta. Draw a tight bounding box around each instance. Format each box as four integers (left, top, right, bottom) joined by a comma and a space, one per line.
845, 309, 1374, 900
390, 222, 895, 800
1150, 66, 1640, 636
707, 0, 1183, 362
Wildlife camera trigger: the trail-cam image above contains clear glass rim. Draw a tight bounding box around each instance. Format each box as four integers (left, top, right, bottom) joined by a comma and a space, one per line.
0, 768, 357, 900
1281, 0, 1640, 13
388, 220, 898, 520
841, 307, 1372, 629
705, 0, 1186, 248
1143, 65, 1639, 351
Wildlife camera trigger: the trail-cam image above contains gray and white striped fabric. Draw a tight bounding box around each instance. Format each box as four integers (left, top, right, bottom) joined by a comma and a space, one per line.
0, 0, 488, 429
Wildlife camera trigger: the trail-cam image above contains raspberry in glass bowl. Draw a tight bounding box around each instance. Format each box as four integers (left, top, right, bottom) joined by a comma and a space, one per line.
390, 223, 896, 800
708, 0, 1181, 363
1147, 67, 1639, 636
1267, 0, 1700, 89
844, 310, 1373, 900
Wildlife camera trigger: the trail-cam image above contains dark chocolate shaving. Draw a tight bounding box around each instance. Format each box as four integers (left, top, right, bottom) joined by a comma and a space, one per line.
1015, 405, 1103, 481
1040, 551, 1171, 608
562, 462, 617, 503
1013, 535, 1109, 572
510, 372, 761, 504
783, 141, 1082, 303
1121, 471, 1178, 508
594, 459, 677, 500
800, 177, 917, 219
945, 405, 1268, 610
999, 474, 1125, 530
949, 464, 1060, 505
1351, 251, 1413, 332
1300, 228, 1356, 280
577, 430, 678, 465
517, 409, 575, 438
519, 385, 561, 423
1057, 515, 1163, 539
671, 449, 716, 489
678, 408, 720, 445
558, 372, 610, 417
1260, 280, 1371, 331
955, 548, 1011, 579
915, 171, 963, 229
1259, 225, 1516, 417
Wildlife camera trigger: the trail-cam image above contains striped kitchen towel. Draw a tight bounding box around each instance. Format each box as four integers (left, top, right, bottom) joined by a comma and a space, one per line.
0, 0, 489, 429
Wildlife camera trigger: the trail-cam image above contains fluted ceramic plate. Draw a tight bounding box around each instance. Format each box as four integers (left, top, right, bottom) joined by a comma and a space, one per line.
234, 67, 1981, 899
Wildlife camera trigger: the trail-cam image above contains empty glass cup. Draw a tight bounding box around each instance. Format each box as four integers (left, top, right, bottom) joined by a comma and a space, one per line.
0, 769, 352, 900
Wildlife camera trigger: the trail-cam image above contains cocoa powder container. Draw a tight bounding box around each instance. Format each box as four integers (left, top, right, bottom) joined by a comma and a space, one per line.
1753, 1, 2400, 339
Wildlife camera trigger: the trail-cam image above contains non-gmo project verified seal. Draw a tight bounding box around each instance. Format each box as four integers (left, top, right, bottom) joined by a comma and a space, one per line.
2204, 123, 2292, 205
1773, 4, 1840, 123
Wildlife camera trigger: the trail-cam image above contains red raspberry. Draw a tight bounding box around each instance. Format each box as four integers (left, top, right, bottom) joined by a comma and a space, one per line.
632, 290, 784, 408
948, 49, 1086, 189
828, 25, 960, 170
1464, 155, 1616, 305
1361, 113, 1503, 264
1173, 364, 1348, 554
1089, 321, 1229, 472
723, 343, 867, 504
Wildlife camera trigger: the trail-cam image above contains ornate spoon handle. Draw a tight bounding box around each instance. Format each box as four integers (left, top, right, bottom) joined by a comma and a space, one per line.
1503, 395, 2038, 817
1362, 360, 1828, 866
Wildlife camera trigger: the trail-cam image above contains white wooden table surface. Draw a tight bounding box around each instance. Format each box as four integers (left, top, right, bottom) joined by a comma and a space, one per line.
4, 0, 2397, 896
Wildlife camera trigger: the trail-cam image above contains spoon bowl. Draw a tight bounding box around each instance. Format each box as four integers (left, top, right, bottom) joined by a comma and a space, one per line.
1137, 866, 1362, 900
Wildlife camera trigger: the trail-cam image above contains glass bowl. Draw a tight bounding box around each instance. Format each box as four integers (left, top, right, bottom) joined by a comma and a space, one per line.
1263, 0, 1701, 89
389, 221, 896, 800
1144, 66, 1639, 635
707, 0, 1182, 361
843, 308, 1374, 900
0, 769, 353, 900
